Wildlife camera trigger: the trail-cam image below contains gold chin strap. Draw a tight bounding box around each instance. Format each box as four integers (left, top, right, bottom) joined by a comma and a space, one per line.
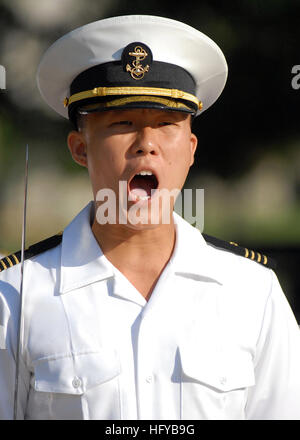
64, 86, 203, 110
78, 96, 192, 112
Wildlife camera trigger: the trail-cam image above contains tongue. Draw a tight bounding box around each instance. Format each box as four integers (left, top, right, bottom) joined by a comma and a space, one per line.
130, 176, 154, 198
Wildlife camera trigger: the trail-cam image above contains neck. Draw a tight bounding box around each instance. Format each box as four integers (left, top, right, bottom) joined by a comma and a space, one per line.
91, 213, 176, 300
92, 219, 176, 263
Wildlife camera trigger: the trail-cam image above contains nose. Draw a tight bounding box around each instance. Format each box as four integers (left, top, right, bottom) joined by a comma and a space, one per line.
131, 126, 159, 156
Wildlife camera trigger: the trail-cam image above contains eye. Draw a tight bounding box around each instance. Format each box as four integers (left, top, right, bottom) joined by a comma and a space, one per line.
158, 121, 174, 126
111, 120, 133, 126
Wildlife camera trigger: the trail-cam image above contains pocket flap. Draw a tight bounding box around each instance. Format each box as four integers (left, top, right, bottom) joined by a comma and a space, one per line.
180, 346, 255, 392
33, 349, 120, 395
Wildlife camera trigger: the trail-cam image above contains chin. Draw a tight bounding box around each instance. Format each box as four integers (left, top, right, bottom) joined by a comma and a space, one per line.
122, 221, 164, 232
118, 204, 174, 231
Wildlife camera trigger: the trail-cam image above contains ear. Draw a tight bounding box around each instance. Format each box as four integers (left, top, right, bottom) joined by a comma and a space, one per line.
67, 130, 88, 168
189, 133, 198, 166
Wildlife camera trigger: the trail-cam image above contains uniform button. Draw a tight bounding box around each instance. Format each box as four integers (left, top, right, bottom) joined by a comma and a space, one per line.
72, 376, 82, 389
146, 375, 153, 383
220, 376, 227, 385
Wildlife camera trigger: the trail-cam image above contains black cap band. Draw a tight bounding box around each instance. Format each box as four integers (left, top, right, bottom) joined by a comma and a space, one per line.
67, 42, 199, 126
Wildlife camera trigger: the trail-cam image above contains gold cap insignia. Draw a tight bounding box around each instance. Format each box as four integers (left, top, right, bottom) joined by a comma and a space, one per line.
122, 42, 152, 80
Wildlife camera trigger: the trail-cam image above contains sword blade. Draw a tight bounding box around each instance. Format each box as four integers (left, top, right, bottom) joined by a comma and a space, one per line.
13, 144, 29, 420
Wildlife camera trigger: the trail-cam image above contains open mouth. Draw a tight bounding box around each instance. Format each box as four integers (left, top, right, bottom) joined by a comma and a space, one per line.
128, 171, 159, 201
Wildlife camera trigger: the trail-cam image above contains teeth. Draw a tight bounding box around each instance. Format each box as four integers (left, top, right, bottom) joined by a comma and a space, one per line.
137, 171, 153, 176
129, 194, 150, 201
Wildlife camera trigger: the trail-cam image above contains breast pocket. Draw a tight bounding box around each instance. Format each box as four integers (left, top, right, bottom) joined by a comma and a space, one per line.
26, 349, 121, 420
179, 346, 255, 420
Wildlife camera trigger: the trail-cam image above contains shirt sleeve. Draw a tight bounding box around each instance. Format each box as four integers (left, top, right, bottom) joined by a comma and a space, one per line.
246, 270, 300, 419
0, 278, 30, 420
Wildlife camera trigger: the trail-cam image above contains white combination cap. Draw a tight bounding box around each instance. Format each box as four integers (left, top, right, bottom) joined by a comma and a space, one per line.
37, 15, 228, 124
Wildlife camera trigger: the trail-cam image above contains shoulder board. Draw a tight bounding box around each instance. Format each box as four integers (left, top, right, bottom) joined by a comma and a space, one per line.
0, 232, 63, 273
202, 233, 276, 270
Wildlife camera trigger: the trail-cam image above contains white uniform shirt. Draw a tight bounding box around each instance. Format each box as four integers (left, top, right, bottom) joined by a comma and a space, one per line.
1, 202, 300, 420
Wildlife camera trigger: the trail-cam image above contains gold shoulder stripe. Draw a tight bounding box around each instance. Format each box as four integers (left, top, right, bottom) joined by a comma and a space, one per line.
12, 254, 19, 264
202, 233, 276, 270
0, 259, 7, 271
0, 232, 63, 273
6, 256, 14, 267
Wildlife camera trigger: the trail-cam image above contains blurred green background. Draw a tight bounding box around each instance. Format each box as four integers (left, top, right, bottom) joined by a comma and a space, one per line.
0, 0, 299, 319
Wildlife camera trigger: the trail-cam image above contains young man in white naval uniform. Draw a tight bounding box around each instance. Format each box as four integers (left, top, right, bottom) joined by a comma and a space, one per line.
1, 15, 300, 420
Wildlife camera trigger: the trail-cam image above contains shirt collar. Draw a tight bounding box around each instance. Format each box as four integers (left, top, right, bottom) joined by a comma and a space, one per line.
60, 202, 114, 294
170, 212, 224, 285
59, 203, 224, 294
